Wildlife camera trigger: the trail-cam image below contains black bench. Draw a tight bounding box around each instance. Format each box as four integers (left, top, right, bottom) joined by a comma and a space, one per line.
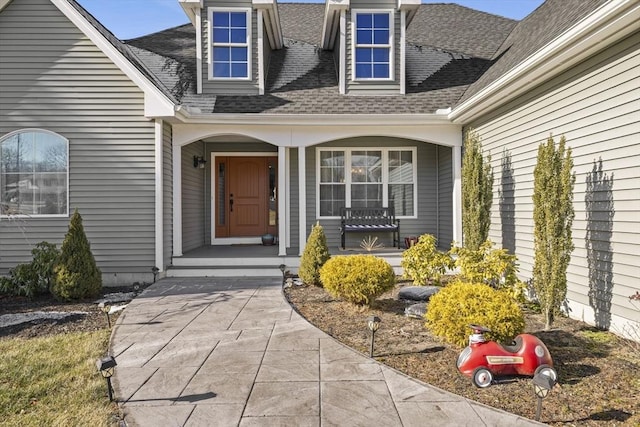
340, 207, 400, 249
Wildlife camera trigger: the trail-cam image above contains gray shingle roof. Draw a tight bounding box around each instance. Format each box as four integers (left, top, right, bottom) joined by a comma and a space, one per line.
120, 3, 514, 115
459, 0, 609, 104
76, 1, 606, 116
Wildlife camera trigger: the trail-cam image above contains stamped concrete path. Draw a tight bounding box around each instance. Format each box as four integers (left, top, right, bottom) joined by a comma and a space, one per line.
111, 278, 543, 426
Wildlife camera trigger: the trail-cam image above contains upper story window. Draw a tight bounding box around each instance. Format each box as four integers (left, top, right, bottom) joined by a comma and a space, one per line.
318, 147, 416, 218
0, 129, 68, 217
353, 10, 393, 80
210, 8, 251, 79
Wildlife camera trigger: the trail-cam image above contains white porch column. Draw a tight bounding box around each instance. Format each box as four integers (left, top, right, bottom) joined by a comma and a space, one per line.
298, 146, 307, 255
278, 146, 287, 256
452, 144, 463, 245
172, 143, 183, 257
154, 120, 164, 272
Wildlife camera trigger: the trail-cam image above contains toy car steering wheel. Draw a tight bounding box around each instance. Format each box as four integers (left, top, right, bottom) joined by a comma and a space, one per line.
469, 324, 491, 333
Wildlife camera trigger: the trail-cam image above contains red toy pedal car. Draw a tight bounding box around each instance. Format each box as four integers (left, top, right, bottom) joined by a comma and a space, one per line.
456, 324, 557, 388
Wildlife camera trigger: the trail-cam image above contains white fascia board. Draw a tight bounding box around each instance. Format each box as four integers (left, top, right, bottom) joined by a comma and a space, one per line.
322, 0, 350, 50
0, 0, 12, 13
398, 0, 420, 26
253, 0, 283, 50
174, 110, 452, 127
53, 0, 175, 118
450, 0, 640, 124
178, 0, 202, 25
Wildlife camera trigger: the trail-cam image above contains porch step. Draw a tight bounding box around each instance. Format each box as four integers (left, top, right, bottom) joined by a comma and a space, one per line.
166, 265, 289, 278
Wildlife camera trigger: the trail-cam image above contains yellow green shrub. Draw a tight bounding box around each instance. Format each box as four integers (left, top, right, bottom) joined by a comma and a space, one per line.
319, 255, 395, 306
450, 240, 525, 301
425, 281, 525, 348
401, 234, 453, 285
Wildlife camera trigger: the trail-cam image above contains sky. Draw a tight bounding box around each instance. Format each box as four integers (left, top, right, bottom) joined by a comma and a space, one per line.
78, 0, 546, 40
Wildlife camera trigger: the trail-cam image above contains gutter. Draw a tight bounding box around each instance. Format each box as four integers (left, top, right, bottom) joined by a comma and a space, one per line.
173, 108, 454, 126
449, 0, 640, 124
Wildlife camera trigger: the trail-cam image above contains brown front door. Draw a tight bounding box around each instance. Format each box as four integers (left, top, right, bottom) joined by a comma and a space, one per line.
215, 156, 277, 238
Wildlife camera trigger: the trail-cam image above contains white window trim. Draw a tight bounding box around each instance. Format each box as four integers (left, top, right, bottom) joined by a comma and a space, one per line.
0, 128, 69, 219
316, 147, 417, 219
208, 7, 252, 81
351, 9, 394, 82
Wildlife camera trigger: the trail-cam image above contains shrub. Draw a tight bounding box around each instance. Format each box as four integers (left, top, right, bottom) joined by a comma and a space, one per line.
451, 240, 525, 301
52, 209, 102, 300
462, 129, 493, 251
532, 135, 575, 330
401, 234, 453, 285
298, 222, 330, 286
425, 281, 525, 348
320, 255, 395, 306
0, 242, 60, 298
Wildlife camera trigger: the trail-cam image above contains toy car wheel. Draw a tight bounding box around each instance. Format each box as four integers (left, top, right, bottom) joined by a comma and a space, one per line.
534, 365, 557, 384
472, 367, 493, 388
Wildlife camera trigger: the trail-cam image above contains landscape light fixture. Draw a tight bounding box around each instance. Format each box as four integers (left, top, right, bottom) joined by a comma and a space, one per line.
279, 264, 286, 283
367, 315, 381, 357
532, 372, 555, 421
193, 155, 207, 168
99, 303, 112, 328
96, 356, 117, 401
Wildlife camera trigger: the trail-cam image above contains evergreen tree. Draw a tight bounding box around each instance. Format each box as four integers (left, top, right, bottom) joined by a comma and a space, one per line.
298, 222, 330, 286
532, 136, 575, 330
462, 129, 494, 250
52, 209, 102, 300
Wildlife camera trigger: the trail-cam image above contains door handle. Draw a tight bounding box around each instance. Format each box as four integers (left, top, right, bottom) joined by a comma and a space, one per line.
229, 194, 233, 212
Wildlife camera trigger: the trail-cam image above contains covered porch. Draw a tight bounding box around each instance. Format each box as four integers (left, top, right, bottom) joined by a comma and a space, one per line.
168, 116, 463, 277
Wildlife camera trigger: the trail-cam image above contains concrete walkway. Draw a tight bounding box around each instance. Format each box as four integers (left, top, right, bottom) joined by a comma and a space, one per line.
111, 278, 544, 426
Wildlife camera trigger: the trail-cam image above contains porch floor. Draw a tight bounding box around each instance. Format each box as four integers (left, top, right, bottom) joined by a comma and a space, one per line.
168, 244, 406, 278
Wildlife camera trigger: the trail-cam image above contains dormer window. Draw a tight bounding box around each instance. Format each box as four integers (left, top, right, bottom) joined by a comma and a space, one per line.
210, 8, 251, 79
353, 10, 393, 80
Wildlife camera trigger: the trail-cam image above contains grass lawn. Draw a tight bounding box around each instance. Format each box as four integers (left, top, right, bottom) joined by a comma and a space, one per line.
0, 329, 119, 427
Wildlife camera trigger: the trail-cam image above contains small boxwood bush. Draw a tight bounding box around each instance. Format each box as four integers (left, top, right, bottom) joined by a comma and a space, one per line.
401, 234, 453, 285
319, 254, 395, 306
298, 222, 330, 286
425, 281, 525, 348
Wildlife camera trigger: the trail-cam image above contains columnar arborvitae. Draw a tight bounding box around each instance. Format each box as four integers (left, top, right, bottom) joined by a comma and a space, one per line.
462, 129, 494, 250
532, 136, 575, 330
52, 209, 102, 300
298, 222, 330, 286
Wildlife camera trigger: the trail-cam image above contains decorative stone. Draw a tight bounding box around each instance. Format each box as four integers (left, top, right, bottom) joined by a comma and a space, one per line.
398, 286, 440, 301
405, 303, 427, 319
94, 292, 137, 305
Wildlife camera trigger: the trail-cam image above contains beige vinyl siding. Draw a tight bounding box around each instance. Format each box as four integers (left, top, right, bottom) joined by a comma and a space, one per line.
182, 142, 206, 252
306, 137, 442, 249
0, 0, 156, 282
437, 145, 454, 247
468, 31, 640, 329
202, 1, 259, 95
346, 1, 401, 95
162, 121, 173, 269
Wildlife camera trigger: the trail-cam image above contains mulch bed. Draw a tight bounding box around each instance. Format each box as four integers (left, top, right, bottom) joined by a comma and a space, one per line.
284, 281, 640, 426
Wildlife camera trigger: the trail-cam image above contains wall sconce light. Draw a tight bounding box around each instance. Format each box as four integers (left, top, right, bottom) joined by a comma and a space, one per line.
96, 355, 117, 401
367, 315, 381, 357
193, 156, 207, 168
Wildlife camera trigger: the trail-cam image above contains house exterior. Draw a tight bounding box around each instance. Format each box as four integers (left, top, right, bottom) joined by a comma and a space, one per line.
0, 0, 638, 339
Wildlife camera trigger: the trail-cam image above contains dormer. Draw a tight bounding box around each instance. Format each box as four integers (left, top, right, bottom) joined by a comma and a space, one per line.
179, 0, 283, 95
322, 0, 419, 95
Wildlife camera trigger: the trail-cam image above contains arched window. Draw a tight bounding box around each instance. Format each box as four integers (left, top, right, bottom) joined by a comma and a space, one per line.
0, 129, 68, 217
